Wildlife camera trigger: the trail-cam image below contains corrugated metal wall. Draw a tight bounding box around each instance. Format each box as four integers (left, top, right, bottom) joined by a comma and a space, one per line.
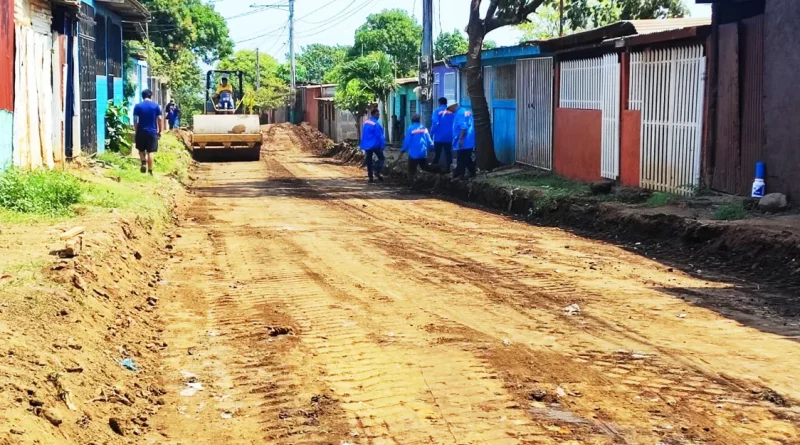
491, 64, 517, 165
515, 57, 553, 169
711, 15, 765, 196
1, 0, 14, 167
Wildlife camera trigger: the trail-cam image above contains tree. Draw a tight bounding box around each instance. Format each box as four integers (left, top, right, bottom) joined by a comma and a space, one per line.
465, 0, 550, 171
519, 0, 688, 40
140, 0, 233, 64
276, 62, 309, 85
296, 44, 350, 84
435, 29, 499, 60
352, 10, 421, 76
334, 80, 373, 139
217, 50, 282, 91
336, 52, 397, 139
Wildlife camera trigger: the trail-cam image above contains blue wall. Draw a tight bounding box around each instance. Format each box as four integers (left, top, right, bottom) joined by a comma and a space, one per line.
96, 76, 108, 152
0, 111, 12, 168
113, 77, 123, 106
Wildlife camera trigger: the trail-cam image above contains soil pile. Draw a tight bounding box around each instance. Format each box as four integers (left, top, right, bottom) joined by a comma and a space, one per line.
0, 216, 175, 443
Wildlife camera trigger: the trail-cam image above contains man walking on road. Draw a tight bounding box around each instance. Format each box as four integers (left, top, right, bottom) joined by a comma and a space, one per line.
133, 89, 163, 175
401, 114, 434, 181
431, 97, 454, 173
360, 108, 386, 183
450, 103, 476, 180
165, 100, 180, 130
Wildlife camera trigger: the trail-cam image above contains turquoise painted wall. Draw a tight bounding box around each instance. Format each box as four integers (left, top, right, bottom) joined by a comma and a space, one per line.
0, 111, 12, 169
389, 84, 420, 141
113, 77, 124, 106
96, 76, 108, 153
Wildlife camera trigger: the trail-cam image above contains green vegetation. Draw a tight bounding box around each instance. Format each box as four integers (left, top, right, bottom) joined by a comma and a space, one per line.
334, 52, 397, 137
0, 169, 83, 216
712, 201, 747, 221
435, 29, 497, 59
519, 0, 689, 40
352, 9, 422, 76
97, 133, 190, 183
645, 192, 677, 208
105, 101, 133, 154
296, 44, 350, 84
0, 133, 190, 224
488, 173, 589, 216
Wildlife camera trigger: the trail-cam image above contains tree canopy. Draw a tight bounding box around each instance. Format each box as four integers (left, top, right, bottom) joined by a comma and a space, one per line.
352, 9, 421, 76
519, 0, 689, 40
296, 44, 350, 84
335, 52, 396, 137
435, 29, 498, 60
140, 0, 233, 64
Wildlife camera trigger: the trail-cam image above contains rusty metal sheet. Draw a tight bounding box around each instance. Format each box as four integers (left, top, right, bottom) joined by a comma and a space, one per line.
711, 22, 740, 194
738, 14, 764, 195
0, 0, 13, 111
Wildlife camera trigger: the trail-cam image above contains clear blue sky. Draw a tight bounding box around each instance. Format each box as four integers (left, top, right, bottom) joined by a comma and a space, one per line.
211, 0, 711, 63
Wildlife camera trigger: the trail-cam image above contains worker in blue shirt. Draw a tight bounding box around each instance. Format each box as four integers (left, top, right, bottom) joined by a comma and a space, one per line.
430, 97, 454, 173
360, 108, 386, 183
401, 114, 434, 180
449, 103, 476, 179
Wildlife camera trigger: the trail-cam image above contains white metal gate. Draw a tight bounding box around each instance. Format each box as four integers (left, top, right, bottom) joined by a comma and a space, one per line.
630, 46, 706, 196
516, 57, 553, 169
559, 54, 620, 179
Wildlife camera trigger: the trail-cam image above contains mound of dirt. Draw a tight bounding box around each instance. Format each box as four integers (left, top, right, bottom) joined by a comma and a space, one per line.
285, 123, 334, 155
0, 216, 175, 444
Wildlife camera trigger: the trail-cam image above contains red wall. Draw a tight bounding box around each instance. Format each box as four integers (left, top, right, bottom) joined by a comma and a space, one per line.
304, 87, 321, 130
620, 110, 641, 187
0, 0, 13, 111
554, 108, 602, 182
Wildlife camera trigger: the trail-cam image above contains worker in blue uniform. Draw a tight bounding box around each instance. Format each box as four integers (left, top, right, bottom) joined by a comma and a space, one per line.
401, 114, 434, 180
449, 103, 476, 179
360, 108, 386, 183
430, 97, 454, 173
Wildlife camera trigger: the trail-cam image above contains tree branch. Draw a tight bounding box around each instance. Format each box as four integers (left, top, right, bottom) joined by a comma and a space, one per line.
486, 0, 546, 33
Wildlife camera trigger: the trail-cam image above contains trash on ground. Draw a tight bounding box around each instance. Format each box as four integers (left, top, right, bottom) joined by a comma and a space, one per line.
564, 304, 581, 316
118, 358, 137, 372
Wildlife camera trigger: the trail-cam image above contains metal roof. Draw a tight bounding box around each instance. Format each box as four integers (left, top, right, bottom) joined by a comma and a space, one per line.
624, 18, 711, 34
95, 0, 150, 39
396, 77, 418, 85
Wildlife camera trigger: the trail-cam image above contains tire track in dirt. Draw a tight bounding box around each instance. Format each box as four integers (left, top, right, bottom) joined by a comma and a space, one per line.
266, 126, 800, 444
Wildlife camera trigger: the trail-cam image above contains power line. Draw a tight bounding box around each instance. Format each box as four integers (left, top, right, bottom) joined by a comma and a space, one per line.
297, 0, 361, 26
295, 0, 373, 37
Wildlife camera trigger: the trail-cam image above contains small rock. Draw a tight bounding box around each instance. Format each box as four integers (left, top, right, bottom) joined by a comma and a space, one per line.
109, 417, 125, 436
555, 387, 567, 398
59, 308, 69, 317
72, 274, 87, 292
10, 428, 24, 435
590, 180, 615, 195
147, 296, 158, 306
529, 389, 548, 402
29, 399, 44, 407
43, 409, 63, 427
134, 251, 143, 260
759, 193, 789, 212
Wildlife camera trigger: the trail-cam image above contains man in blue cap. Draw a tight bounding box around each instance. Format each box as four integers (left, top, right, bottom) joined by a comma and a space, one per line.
401, 113, 434, 180
430, 97, 454, 173
449, 103, 476, 179
360, 108, 386, 183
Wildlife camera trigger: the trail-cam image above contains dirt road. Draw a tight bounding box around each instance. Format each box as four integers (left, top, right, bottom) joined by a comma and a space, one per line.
148, 125, 800, 444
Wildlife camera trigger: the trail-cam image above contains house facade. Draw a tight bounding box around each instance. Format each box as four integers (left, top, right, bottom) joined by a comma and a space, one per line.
700, 0, 799, 199
387, 78, 419, 144
0, 0, 13, 168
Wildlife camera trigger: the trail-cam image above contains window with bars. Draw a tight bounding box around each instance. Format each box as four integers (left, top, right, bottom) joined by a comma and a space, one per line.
444, 72, 457, 104
94, 13, 106, 75
107, 20, 122, 77
493, 64, 516, 99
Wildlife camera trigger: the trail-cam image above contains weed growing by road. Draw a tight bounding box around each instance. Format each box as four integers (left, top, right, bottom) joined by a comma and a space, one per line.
645, 192, 676, 208
712, 201, 747, 221
0, 169, 82, 216
97, 133, 190, 183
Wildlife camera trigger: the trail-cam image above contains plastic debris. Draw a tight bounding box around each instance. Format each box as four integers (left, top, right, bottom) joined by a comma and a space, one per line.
564, 304, 581, 316
118, 358, 137, 372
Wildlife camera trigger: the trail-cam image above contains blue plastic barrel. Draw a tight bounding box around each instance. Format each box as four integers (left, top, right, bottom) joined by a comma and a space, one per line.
755, 162, 766, 180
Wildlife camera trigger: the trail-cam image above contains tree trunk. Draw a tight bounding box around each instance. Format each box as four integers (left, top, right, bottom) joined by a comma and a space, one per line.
466, 3, 501, 172
381, 96, 390, 141
354, 112, 362, 140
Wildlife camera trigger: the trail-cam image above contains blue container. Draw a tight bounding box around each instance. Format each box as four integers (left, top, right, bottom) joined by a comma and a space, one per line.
755, 161, 766, 180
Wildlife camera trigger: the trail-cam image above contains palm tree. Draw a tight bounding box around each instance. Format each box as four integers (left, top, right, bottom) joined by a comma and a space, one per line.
338, 52, 397, 139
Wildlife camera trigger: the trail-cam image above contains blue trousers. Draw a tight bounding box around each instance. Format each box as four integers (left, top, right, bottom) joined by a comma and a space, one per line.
364, 149, 385, 180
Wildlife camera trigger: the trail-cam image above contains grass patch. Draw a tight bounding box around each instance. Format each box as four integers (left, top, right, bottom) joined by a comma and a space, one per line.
96, 133, 190, 183
645, 192, 677, 208
712, 201, 747, 221
0, 169, 82, 216
489, 173, 589, 196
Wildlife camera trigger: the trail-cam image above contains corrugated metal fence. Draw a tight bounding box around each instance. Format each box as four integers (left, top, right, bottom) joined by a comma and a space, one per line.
559, 54, 620, 179
630, 45, 706, 196
515, 57, 553, 169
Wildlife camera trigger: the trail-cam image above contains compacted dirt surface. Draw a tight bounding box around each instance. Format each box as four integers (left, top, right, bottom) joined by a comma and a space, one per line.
147, 125, 800, 444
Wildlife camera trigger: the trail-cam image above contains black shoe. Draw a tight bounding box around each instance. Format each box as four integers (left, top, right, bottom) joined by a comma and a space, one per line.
369, 178, 375, 184
148, 169, 154, 176
377, 174, 384, 182
140, 164, 147, 173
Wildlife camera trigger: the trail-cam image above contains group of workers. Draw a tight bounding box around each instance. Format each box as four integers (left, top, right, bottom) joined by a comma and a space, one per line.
359, 97, 476, 183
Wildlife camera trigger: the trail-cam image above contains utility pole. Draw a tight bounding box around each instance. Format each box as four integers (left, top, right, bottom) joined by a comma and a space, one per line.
256, 48, 261, 90
420, 0, 433, 128
289, 0, 296, 90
